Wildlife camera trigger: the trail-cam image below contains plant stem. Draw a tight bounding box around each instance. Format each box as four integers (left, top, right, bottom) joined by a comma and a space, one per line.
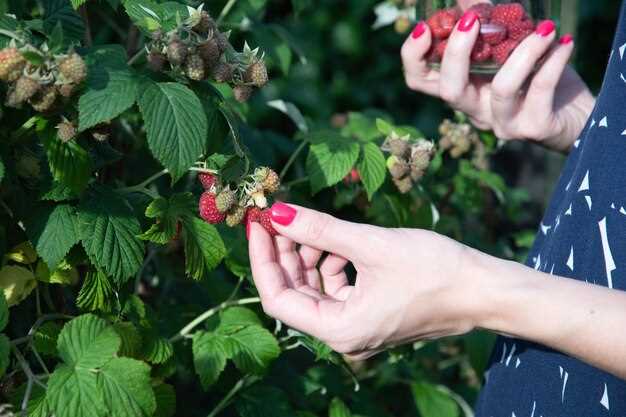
78, 6, 93, 47
282, 176, 309, 189
10, 314, 73, 346
127, 48, 146, 66
217, 0, 239, 25
170, 297, 260, 342
206, 375, 257, 417
279, 140, 308, 180
124, 169, 169, 191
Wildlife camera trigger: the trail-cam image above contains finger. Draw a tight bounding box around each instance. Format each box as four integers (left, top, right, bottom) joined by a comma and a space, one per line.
269, 202, 378, 263
319, 254, 350, 297
298, 245, 323, 270
274, 236, 305, 289
525, 33, 575, 112
400, 22, 440, 96
438, 10, 480, 104
491, 20, 557, 124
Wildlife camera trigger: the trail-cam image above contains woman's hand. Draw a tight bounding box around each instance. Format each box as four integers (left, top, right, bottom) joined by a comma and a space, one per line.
248, 203, 485, 360
400, 9, 595, 152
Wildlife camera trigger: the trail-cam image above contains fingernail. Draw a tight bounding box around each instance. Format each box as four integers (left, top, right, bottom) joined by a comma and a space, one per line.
458, 11, 478, 32
411, 22, 426, 39
535, 20, 556, 37
270, 203, 297, 226
559, 33, 574, 44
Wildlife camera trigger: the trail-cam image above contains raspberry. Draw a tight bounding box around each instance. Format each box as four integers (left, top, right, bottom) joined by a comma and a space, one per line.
14, 76, 40, 103
343, 168, 361, 185
185, 54, 205, 80
245, 60, 268, 87
225, 205, 247, 227
193, 11, 216, 34
387, 156, 409, 180
508, 18, 535, 41
410, 166, 425, 182
471, 40, 492, 63
394, 16, 411, 34
215, 189, 236, 213
4, 88, 20, 108
56, 121, 77, 143
0, 48, 25, 82
259, 209, 278, 236
435, 40, 448, 59
491, 3, 526, 27
233, 85, 253, 103
216, 32, 230, 53
211, 62, 233, 83
30, 86, 57, 112
148, 52, 166, 72
257, 167, 280, 194
388, 137, 410, 158
197, 39, 221, 68
468, 3, 493, 24
251, 191, 267, 208
58, 53, 87, 84
198, 172, 217, 190
426, 8, 458, 39
393, 177, 413, 194
492, 39, 520, 65
199, 192, 226, 224
245, 207, 261, 239
58, 83, 76, 98
167, 40, 188, 66
480, 23, 507, 45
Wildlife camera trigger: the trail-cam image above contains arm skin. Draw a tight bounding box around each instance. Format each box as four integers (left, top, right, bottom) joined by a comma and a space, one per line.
248, 203, 626, 380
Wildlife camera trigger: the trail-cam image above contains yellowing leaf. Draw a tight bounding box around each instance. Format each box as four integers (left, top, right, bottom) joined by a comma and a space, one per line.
0, 265, 37, 306
5, 242, 38, 265
35, 260, 79, 286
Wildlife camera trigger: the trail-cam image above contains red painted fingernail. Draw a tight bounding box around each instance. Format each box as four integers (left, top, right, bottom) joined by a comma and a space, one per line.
411, 22, 426, 39
270, 203, 297, 226
458, 11, 478, 32
559, 33, 574, 44
535, 20, 556, 37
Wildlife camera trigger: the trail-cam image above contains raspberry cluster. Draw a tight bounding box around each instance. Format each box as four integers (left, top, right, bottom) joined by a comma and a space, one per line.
146, 5, 268, 103
382, 132, 435, 194
438, 118, 488, 170
0, 44, 86, 112
427, 3, 537, 66
197, 166, 281, 237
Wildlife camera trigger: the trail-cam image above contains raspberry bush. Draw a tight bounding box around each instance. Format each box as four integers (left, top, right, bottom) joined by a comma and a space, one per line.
0, 0, 596, 416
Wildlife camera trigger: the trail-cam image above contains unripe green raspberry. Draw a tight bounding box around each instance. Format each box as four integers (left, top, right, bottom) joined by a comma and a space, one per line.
167, 40, 188, 66
57, 121, 77, 143
389, 159, 409, 180
0, 48, 25, 82
58, 53, 87, 84
226, 205, 247, 227
233, 85, 253, 103
245, 60, 268, 87
30, 86, 57, 112
185, 54, 206, 80
256, 167, 280, 194
211, 62, 233, 83
58, 83, 76, 98
393, 177, 413, 194
14, 76, 40, 103
215, 189, 236, 213
197, 39, 221, 68
388, 137, 410, 158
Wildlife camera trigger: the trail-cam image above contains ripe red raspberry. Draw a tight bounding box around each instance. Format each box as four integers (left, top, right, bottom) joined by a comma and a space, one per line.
435, 40, 448, 59
245, 207, 262, 240
480, 23, 507, 45
426, 8, 458, 40
491, 3, 526, 27
471, 40, 492, 63
508, 18, 535, 41
199, 192, 226, 224
198, 172, 217, 190
259, 209, 278, 237
492, 39, 520, 65
343, 168, 361, 185
468, 3, 493, 24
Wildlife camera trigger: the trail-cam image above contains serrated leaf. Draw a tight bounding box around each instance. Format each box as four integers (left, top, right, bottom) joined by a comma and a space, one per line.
57, 314, 120, 368
0, 334, 9, 377
0, 291, 7, 331
342, 113, 380, 142
220, 307, 262, 327
123, 0, 188, 33
113, 322, 142, 358
0, 265, 37, 306
43, 0, 85, 41
99, 357, 157, 417
357, 143, 386, 200
70, 0, 87, 8
306, 138, 360, 194
192, 331, 228, 389
76, 270, 114, 312
329, 398, 351, 417
236, 386, 294, 417
223, 325, 280, 374
181, 217, 226, 280
78, 187, 144, 283
0, 15, 18, 48
411, 382, 459, 417
43, 132, 92, 194
35, 260, 79, 285
25, 204, 79, 270
41, 180, 78, 202
142, 334, 173, 364
138, 82, 208, 182
33, 321, 62, 356
139, 193, 195, 244
154, 383, 176, 417
10, 383, 49, 417
79, 47, 141, 131
47, 364, 106, 417
5, 242, 38, 265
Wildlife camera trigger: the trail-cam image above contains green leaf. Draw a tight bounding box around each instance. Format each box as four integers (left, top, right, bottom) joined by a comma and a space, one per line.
99, 357, 157, 417
357, 143, 386, 200
236, 386, 294, 417
192, 331, 228, 389
56, 314, 120, 368
78, 187, 144, 283
41, 180, 78, 202
306, 137, 360, 194
0, 334, 9, 377
220, 307, 263, 327
142, 334, 173, 364
0, 265, 37, 306
25, 204, 79, 270
139, 193, 195, 244
76, 270, 115, 312
342, 113, 380, 142
33, 321, 62, 356
0, 291, 7, 331
43, 0, 85, 41
219, 324, 280, 375
181, 217, 226, 280
329, 397, 352, 417
43, 132, 92, 194
70, 0, 87, 8
154, 383, 176, 417
47, 364, 106, 417
122, 0, 188, 33
138, 82, 208, 182
0, 15, 18, 48
10, 383, 49, 417
411, 382, 459, 417
113, 322, 142, 358
79, 47, 141, 132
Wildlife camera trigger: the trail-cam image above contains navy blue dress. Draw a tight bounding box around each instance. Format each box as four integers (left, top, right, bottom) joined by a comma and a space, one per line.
475, 3, 626, 416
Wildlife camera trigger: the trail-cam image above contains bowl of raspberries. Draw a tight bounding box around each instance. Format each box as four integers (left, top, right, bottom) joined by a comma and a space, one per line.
417, 1, 558, 73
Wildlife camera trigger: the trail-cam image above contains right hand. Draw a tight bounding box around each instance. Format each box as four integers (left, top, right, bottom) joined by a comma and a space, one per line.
400, 8, 595, 153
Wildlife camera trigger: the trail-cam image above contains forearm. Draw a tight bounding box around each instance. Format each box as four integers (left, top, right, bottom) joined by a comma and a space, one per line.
471, 252, 626, 379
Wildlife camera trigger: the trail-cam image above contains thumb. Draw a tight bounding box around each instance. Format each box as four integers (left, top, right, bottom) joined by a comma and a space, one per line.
269, 202, 374, 262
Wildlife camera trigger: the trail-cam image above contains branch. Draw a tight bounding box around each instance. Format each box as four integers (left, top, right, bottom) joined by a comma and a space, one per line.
78, 5, 93, 47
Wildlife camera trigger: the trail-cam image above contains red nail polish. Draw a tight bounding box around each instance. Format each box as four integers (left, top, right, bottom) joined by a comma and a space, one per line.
270, 203, 297, 226
458, 11, 478, 32
559, 33, 574, 44
535, 20, 556, 37
411, 22, 426, 39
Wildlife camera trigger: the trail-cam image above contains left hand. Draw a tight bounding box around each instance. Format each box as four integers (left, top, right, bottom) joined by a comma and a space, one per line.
248, 203, 485, 360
